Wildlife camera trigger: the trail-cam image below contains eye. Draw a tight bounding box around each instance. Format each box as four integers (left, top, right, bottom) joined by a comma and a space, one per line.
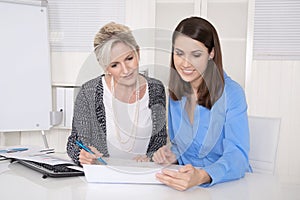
127, 56, 133, 61
174, 49, 183, 56
193, 53, 201, 57
110, 63, 118, 68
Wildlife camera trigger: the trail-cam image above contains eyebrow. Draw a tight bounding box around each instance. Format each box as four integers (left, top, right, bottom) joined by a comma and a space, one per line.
191, 49, 204, 53
109, 51, 134, 65
125, 52, 134, 58
174, 48, 204, 53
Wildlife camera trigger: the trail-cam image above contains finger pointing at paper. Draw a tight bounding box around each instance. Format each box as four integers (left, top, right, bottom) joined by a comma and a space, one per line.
152, 145, 176, 164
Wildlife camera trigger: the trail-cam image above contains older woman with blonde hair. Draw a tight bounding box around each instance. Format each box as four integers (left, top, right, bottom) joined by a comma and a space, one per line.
67, 22, 167, 165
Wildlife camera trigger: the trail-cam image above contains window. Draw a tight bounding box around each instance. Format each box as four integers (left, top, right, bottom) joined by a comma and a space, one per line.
48, 0, 125, 52
253, 0, 300, 60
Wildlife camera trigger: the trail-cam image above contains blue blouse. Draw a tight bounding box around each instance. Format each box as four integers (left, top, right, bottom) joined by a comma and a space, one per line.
168, 73, 252, 186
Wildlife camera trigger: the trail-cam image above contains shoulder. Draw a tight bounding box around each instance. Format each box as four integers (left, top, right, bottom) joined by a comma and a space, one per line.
144, 75, 166, 106
224, 73, 244, 96
144, 75, 165, 94
223, 73, 247, 108
81, 75, 103, 90
145, 76, 164, 88
76, 75, 103, 102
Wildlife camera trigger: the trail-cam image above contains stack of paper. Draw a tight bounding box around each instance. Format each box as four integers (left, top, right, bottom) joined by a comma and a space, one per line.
0, 145, 72, 165
83, 158, 180, 184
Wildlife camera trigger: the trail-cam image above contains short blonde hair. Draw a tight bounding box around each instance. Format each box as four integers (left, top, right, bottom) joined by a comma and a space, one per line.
94, 22, 139, 68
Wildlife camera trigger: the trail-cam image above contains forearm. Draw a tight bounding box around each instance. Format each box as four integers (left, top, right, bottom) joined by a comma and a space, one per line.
147, 123, 167, 159
203, 150, 249, 186
66, 127, 81, 165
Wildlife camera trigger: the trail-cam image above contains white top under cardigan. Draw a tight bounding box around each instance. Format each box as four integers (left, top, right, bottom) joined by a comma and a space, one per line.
103, 76, 152, 159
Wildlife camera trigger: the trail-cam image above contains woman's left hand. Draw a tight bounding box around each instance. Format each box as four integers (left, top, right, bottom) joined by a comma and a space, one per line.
155, 164, 211, 191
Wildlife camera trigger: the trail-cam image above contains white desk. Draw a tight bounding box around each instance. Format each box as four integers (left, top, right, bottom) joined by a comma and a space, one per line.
0, 160, 299, 200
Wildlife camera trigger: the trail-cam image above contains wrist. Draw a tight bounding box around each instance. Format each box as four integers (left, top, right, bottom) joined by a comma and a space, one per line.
197, 169, 212, 185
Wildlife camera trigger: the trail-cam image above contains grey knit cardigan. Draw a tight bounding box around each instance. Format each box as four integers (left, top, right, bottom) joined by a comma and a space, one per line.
67, 74, 167, 165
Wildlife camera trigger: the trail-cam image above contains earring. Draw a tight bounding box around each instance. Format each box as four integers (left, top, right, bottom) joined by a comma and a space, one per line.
105, 71, 111, 75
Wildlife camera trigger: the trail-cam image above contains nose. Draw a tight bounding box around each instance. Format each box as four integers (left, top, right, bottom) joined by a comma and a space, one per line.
181, 56, 192, 68
120, 62, 129, 74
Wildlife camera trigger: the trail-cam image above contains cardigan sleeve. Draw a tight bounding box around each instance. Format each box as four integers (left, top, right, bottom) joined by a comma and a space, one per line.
66, 85, 92, 165
146, 78, 168, 159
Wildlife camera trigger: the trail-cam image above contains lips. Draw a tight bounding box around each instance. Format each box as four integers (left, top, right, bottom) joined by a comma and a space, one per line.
122, 72, 134, 79
181, 68, 195, 75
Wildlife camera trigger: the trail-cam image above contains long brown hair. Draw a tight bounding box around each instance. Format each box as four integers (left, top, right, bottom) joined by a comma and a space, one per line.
169, 17, 224, 109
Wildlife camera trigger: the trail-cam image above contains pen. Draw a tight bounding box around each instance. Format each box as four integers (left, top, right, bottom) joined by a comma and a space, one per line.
0, 148, 29, 153
75, 140, 107, 165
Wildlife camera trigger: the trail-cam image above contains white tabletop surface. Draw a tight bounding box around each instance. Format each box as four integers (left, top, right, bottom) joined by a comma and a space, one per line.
1, 159, 300, 200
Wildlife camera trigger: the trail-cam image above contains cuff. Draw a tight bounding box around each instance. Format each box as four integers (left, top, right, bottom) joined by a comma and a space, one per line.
202, 163, 226, 187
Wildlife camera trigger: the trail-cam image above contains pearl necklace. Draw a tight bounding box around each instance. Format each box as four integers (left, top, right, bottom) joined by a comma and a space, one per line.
110, 76, 140, 152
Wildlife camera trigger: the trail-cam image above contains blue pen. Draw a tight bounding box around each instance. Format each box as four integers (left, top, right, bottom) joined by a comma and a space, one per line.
75, 140, 107, 165
0, 148, 29, 153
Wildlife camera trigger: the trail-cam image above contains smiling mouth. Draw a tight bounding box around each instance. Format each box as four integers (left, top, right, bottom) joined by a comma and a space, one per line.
181, 69, 195, 75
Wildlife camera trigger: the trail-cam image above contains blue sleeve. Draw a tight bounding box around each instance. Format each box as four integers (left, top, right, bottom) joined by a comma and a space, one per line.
202, 83, 251, 186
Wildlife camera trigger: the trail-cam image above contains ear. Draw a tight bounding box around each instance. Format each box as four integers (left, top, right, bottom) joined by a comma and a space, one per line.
209, 48, 215, 60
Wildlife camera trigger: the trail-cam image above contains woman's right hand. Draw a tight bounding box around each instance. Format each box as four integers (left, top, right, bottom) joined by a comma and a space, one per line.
152, 145, 177, 164
78, 146, 103, 165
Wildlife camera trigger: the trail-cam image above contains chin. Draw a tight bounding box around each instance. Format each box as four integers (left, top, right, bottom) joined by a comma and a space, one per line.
179, 74, 193, 83
119, 75, 138, 86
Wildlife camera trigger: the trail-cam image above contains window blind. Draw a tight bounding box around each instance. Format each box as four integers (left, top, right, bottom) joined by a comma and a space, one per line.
253, 0, 300, 60
48, 0, 125, 52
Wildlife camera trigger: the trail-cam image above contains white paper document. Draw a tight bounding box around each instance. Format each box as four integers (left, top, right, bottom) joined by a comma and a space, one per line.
0, 145, 73, 165
83, 158, 180, 184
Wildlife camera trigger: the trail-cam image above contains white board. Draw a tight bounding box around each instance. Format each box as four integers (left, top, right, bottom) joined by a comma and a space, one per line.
0, 1, 52, 132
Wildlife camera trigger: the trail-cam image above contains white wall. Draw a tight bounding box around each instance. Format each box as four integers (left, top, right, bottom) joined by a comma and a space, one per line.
207, 0, 248, 87
245, 0, 300, 181
246, 60, 300, 180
